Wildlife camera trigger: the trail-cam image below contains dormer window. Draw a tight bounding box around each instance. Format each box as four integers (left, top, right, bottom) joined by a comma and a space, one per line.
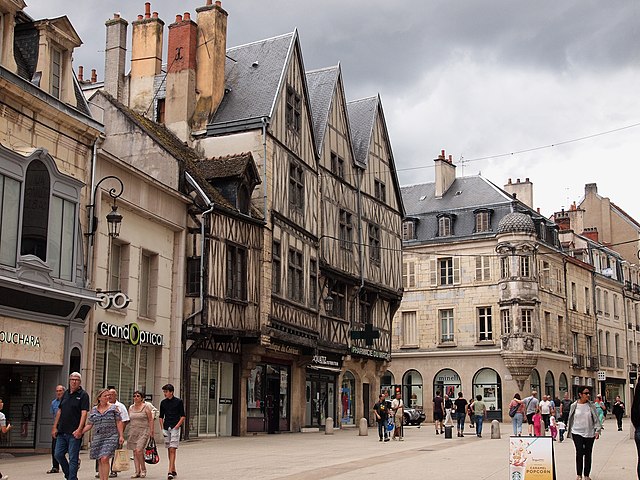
437, 214, 455, 237
50, 47, 62, 98
402, 220, 416, 241
474, 209, 492, 233
238, 185, 250, 214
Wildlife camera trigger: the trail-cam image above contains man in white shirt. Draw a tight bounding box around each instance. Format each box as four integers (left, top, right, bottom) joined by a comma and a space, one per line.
539, 395, 552, 432
391, 391, 404, 441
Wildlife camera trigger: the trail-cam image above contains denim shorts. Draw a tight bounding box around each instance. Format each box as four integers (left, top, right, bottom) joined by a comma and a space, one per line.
163, 428, 180, 449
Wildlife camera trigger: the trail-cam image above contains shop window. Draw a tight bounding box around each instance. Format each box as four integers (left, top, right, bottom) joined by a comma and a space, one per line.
341, 371, 355, 425
402, 369, 423, 409
434, 368, 462, 403
226, 243, 247, 301
529, 369, 541, 392
0, 174, 20, 267
0, 365, 39, 447
139, 250, 158, 318
94, 338, 150, 403
247, 364, 290, 433
472, 368, 501, 416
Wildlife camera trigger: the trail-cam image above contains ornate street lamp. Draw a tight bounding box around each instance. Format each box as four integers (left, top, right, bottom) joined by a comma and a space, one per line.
87, 175, 124, 244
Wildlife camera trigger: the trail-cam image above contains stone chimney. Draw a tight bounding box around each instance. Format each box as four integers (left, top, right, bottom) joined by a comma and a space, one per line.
165, 12, 198, 140
104, 13, 128, 102
584, 183, 598, 196
130, 2, 164, 115
583, 227, 599, 243
193, 0, 228, 132
503, 178, 533, 209
91, 69, 97, 83
434, 149, 456, 198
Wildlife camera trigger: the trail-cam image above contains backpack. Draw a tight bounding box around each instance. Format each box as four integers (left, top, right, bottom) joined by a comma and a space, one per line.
508, 403, 519, 418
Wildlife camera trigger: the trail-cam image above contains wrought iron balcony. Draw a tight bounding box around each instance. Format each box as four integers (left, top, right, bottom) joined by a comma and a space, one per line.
572, 354, 584, 368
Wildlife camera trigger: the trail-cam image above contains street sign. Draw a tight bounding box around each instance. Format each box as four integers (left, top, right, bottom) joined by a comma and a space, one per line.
597, 370, 606, 381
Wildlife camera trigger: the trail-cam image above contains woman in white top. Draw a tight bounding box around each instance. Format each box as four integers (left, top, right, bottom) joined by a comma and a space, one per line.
566, 387, 602, 480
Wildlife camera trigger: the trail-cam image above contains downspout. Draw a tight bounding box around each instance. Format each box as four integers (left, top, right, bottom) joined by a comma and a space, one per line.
261, 117, 268, 219
86, 137, 100, 287
183, 171, 215, 440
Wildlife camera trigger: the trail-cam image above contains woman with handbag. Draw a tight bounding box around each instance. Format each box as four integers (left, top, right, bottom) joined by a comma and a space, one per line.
128, 390, 155, 478
509, 393, 525, 436
81, 389, 124, 480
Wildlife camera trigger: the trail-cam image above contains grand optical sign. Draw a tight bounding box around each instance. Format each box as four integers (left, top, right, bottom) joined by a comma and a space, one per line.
98, 322, 163, 346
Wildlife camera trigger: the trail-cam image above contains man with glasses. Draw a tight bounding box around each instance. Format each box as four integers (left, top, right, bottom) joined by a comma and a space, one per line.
52, 372, 90, 480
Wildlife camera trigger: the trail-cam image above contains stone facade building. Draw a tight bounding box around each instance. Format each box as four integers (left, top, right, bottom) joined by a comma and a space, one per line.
0, 2, 102, 449
392, 153, 595, 421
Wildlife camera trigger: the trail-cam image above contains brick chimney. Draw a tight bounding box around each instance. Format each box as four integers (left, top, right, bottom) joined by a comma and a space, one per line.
583, 227, 599, 243
91, 69, 97, 83
130, 2, 164, 115
434, 150, 456, 198
77, 65, 84, 82
165, 12, 198, 140
193, 0, 228, 132
104, 13, 128, 102
503, 177, 533, 209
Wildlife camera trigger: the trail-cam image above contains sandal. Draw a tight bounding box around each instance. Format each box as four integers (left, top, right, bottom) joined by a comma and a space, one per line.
140, 474, 146, 479
131, 475, 141, 479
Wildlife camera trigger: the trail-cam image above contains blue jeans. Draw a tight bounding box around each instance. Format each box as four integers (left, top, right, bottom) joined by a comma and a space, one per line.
377, 419, 389, 439
512, 413, 523, 435
456, 412, 466, 432
55, 433, 82, 480
475, 415, 484, 436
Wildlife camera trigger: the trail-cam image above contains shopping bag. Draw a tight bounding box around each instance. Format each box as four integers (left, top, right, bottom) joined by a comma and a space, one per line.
386, 418, 394, 432
144, 437, 160, 465
112, 448, 131, 472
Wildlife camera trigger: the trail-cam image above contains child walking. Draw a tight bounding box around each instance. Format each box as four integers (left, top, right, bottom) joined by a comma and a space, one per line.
549, 415, 558, 440
557, 419, 566, 442
532, 407, 543, 437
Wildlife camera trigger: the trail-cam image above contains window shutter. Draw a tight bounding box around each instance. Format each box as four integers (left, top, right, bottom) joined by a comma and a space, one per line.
453, 257, 461, 284
430, 258, 437, 286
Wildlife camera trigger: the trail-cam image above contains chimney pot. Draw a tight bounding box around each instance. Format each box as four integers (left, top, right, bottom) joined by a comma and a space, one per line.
145, 2, 151, 18
77, 65, 84, 81
215, 0, 221, 6
175, 14, 182, 22
152, 12, 159, 19
91, 69, 97, 83
448, 154, 452, 163
137, 14, 143, 20
440, 149, 445, 159
184, 12, 191, 21
114, 13, 120, 19
206, 0, 212, 5
525, 177, 530, 182
508, 178, 512, 184
537, 208, 540, 213
516, 178, 521, 183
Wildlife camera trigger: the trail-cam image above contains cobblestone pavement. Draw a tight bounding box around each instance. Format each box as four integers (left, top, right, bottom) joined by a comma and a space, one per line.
0, 420, 636, 479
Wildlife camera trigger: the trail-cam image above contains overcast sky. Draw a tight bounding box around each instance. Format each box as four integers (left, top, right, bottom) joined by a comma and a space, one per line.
26, 0, 640, 222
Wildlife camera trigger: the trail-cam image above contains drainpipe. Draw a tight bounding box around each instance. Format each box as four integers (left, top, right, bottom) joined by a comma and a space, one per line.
183, 171, 215, 440
261, 117, 269, 219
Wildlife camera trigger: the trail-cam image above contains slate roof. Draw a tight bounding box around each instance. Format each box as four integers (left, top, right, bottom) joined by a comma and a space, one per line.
208, 32, 295, 134
402, 176, 513, 216
497, 212, 537, 234
346, 96, 378, 168
306, 65, 339, 153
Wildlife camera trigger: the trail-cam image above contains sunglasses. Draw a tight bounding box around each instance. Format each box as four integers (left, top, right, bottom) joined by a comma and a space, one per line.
581, 391, 590, 395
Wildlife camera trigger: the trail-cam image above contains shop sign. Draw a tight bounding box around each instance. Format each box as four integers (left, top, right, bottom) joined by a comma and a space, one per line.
219, 398, 232, 404
97, 291, 131, 310
267, 342, 300, 356
435, 369, 460, 383
312, 354, 341, 368
98, 321, 164, 346
0, 330, 40, 347
350, 346, 390, 361
509, 436, 555, 479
